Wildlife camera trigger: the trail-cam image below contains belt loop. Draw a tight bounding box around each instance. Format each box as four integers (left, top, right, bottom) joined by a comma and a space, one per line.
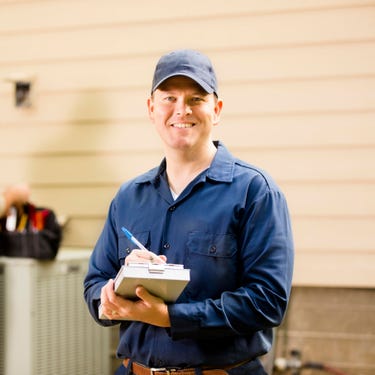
194, 368, 203, 375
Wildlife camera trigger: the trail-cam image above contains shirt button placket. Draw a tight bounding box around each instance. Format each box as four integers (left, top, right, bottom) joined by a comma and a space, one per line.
164, 205, 176, 251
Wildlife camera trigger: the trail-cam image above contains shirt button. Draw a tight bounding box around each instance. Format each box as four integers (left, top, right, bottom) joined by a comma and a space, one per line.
163, 243, 170, 249
169, 206, 176, 211
125, 247, 131, 254
209, 245, 217, 253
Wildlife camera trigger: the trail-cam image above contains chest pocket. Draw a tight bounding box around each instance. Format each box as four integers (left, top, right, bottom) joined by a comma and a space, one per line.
184, 231, 238, 299
187, 231, 237, 258
118, 230, 150, 263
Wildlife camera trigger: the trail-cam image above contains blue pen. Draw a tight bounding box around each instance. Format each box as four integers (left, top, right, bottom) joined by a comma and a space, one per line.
121, 227, 149, 252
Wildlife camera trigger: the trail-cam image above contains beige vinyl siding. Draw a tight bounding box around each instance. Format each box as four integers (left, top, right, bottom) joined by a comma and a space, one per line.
0, 0, 374, 289
1, 2, 375, 373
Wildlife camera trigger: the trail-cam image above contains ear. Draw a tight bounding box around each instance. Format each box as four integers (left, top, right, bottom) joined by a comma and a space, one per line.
212, 98, 223, 127
147, 97, 155, 122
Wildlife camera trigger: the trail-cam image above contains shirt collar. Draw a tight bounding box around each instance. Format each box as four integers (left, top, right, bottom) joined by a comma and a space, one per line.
135, 141, 235, 185
206, 141, 234, 182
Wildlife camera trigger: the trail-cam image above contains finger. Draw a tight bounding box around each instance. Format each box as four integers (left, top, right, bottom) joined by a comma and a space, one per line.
101, 280, 119, 310
100, 279, 114, 302
136, 250, 156, 260
126, 249, 166, 264
135, 285, 161, 305
133, 286, 170, 327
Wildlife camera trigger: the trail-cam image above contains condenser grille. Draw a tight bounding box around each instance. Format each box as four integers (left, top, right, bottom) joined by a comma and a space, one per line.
33, 263, 108, 375
0, 253, 109, 375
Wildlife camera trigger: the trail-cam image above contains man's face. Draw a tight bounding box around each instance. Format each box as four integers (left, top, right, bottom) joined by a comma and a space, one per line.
147, 76, 222, 152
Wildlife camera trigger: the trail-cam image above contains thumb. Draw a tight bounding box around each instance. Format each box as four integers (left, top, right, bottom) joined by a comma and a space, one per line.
135, 286, 161, 305
135, 285, 152, 302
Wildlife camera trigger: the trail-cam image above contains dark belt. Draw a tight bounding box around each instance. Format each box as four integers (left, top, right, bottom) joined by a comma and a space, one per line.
123, 358, 249, 375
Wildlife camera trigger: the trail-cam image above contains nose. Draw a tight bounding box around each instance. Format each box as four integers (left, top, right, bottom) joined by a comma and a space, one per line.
175, 100, 192, 116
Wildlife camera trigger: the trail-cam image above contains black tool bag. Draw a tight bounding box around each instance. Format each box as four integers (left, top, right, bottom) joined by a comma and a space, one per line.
0, 203, 62, 260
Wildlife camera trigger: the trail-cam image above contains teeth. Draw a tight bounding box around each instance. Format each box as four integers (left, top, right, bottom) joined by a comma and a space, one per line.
173, 123, 193, 128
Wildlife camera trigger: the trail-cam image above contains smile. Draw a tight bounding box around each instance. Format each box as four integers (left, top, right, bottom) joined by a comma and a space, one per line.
172, 123, 194, 128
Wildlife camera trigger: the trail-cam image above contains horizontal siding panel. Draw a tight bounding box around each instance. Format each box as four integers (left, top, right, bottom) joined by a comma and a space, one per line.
0, 122, 161, 154
30, 186, 117, 217
293, 217, 375, 251
216, 112, 375, 149
1, 42, 375, 93
234, 148, 375, 182
288, 285, 375, 305
0, 88, 148, 124
0, 54, 156, 93
0, 152, 164, 185
283, 183, 375, 216
213, 42, 375, 83
0, 148, 373, 184
1, 112, 374, 154
1, 7, 375, 64
1, 0, 374, 33
60, 217, 105, 248
223, 78, 375, 115
293, 249, 375, 287
1, 78, 375, 124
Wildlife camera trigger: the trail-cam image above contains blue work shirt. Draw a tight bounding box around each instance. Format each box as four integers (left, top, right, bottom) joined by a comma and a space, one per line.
84, 141, 294, 374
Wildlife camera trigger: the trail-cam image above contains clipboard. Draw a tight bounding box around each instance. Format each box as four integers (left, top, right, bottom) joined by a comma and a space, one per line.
98, 262, 190, 320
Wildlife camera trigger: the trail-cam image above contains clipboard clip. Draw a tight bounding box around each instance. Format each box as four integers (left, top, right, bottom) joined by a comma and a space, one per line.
148, 263, 165, 274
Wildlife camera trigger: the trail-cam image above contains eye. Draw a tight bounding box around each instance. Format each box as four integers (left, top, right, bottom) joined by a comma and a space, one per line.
164, 96, 176, 103
190, 96, 204, 104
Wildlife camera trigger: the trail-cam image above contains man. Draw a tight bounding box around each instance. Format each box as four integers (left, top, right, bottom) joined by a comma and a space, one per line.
84, 49, 294, 375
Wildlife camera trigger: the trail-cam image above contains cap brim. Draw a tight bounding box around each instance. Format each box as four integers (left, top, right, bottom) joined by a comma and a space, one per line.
152, 73, 215, 94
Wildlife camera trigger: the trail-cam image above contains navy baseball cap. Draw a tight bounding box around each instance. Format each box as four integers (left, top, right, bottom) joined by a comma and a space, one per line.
151, 49, 218, 96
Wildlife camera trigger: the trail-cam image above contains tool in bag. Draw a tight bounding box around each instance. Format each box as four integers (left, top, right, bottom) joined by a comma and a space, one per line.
0, 202, 62, 260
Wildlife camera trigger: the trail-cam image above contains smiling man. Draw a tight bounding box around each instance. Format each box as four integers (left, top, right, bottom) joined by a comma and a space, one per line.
148, 72, 221, 198
84, 49, 294, 375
